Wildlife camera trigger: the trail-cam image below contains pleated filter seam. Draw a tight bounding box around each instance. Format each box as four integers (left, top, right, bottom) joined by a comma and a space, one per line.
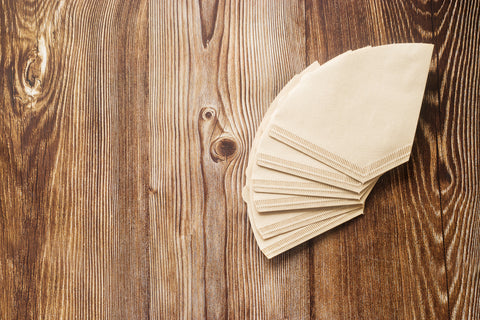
269, 125, 412, 182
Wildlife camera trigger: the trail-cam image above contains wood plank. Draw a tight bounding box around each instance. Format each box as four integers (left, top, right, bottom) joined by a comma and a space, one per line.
0, 0, 150, 318
432, 0, 480, 318
2, 0, 476, 318
305, 1, 449, 319
148, 0, 310, 318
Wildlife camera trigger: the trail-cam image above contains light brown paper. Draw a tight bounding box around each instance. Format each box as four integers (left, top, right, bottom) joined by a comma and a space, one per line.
262, 209, 363, 259
253, 202, 362, 239
269, 44, 433, 182
243, 44, 433, 258
243, 51, 372, 249
248, 178, 376, 239
242, 185, 364, 258
252, 176, 369, 199
255, 136, 373, 193
247, 51, 375, 195
253, 177, 377, 213
244, 51, 359, 194
247, 51, 373, 193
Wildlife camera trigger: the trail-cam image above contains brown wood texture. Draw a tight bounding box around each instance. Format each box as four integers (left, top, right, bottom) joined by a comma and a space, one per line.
432, 0, 480, 319
305, 1, 449, 319
0, 0, 478, 319
0, 0, 150, 318
148, 1, 310, 318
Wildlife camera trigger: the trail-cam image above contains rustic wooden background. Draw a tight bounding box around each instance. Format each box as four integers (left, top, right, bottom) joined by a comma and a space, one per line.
0, 0, 478, 319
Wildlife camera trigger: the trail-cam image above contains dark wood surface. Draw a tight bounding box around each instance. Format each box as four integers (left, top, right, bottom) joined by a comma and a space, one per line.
306, 1, 449, 319
0, 0, 478, 319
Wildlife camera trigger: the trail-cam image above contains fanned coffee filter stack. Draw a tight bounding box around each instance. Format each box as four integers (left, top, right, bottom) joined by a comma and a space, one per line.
243, 43, 434, 259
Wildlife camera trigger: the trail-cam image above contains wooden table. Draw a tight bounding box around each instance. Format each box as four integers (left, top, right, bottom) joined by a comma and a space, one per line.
1, 0, 478, 319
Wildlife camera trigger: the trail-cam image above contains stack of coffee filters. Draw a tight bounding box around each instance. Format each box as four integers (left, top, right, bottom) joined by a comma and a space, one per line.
242, 44, 433, 259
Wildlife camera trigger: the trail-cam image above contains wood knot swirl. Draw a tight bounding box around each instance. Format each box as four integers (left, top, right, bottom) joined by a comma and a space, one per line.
25, 56, 42, 88
210, 136, 237, 162
16, 36, 48, 107
201, 107, 216, 121
199, 106, 239, 163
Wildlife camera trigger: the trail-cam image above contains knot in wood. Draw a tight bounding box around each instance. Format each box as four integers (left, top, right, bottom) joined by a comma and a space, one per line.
210, 136, 237, 162
22, 36, 47, 98
201, 107, 216, 121
25, 56, 42, 88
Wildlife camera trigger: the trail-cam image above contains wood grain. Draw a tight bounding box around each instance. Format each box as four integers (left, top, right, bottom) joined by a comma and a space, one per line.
0, 0, 149, 318
432, 0, 480, 319
0, 0, 478, 318
306, 0, 449, 319
149, 0, 309, 318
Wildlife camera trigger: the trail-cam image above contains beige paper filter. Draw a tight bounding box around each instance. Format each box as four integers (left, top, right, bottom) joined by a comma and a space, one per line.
242, 44, 432, 259
253, 177, 377, 213
244, 51, 359, 194
269, 43, 433, 182
243, 52, 373, 239
243, 186, 364, 259
249, 178, 376, 239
